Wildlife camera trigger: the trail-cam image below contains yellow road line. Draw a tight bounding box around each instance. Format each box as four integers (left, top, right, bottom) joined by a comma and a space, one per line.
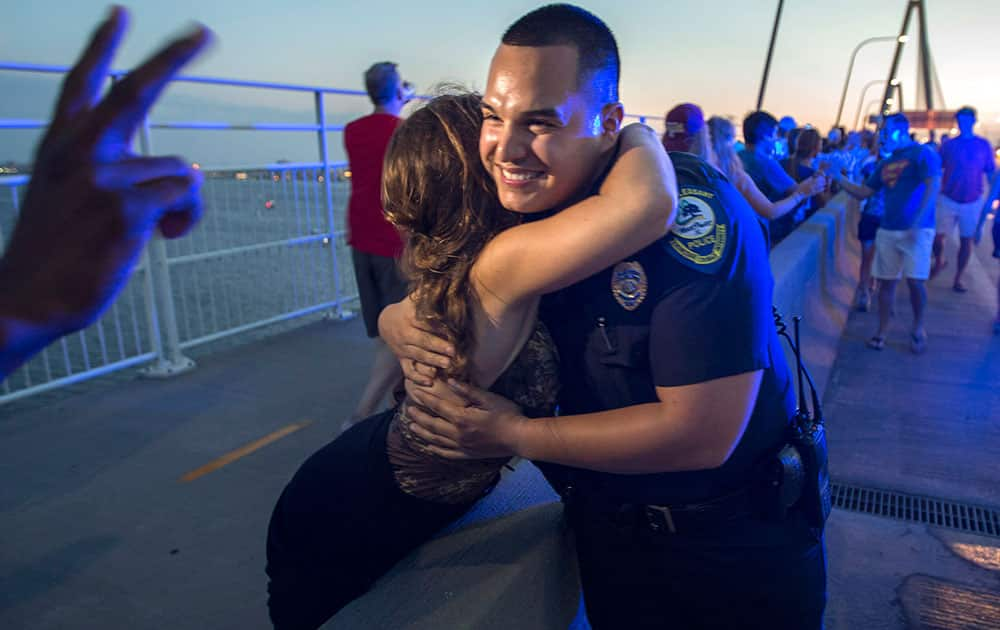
179, 421, 313, 483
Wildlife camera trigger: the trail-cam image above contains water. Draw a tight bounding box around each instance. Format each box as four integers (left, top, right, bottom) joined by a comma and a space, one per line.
0, 169, 362, 399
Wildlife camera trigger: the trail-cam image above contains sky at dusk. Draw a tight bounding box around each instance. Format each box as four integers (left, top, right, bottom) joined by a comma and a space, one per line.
3, 0, 999, 167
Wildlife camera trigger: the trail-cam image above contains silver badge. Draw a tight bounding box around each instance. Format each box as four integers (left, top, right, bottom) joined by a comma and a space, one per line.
611, 261, 648, 311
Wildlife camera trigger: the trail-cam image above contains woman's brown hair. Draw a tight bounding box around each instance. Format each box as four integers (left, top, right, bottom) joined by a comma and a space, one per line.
784, 127, 821, 180
382, 93, 520, 381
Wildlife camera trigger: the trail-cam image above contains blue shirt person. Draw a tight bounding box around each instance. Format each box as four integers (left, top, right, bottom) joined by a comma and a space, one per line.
865, 143, 942, 230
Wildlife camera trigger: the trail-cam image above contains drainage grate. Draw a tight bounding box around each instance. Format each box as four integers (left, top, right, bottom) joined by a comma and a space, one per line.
830, 482, 1000, 538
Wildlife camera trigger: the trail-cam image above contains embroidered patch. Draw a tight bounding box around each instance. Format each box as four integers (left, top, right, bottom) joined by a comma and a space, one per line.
611, 261, 648, 311
666, 185, 729, 273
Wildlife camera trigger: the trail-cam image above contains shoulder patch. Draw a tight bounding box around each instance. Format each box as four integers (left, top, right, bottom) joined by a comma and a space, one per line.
665, 184, 730, 274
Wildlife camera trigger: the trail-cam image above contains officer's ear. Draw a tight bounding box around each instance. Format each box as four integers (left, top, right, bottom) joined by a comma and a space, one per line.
598, 101, 624, 150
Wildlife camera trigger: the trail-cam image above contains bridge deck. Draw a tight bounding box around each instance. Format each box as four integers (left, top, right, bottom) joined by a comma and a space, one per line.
1, 229, 998, 629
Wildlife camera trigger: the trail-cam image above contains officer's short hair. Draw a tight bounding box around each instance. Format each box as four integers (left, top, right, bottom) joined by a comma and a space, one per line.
364, 62, 400, 107
502, 4, 620, 103
743, 111, 779, 146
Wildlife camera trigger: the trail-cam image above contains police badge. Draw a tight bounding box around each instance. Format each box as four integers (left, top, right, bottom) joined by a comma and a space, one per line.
611, 261, 647, 311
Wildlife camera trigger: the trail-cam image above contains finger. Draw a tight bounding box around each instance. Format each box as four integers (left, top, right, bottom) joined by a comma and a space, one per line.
85, 25, 213, 149
446, 379, 487, 408
401, 344, 452, 370
52, 6, 128, 128
409, 386, 466, 421
425, 444, 472, 461
410, 327, 456, 357
412, 378, 470, 406
402, 362, 433, 387
128, 173, 203, 232
95, 155, 195, 188
413, 362, 437, 379
158, 200, 202, 238
406, 411, 462, 447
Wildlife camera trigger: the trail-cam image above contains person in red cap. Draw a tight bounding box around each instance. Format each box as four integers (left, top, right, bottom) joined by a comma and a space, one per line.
661, 103, 712, 157
661, 103, 825, 248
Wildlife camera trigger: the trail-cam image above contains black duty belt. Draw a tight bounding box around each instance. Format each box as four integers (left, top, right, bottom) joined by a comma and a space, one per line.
561, 484, 758, 535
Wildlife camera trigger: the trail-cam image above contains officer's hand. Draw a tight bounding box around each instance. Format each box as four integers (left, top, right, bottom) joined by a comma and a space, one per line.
404, 379, 525, 460
378, 296, 454, 386
0, 8, 211, 359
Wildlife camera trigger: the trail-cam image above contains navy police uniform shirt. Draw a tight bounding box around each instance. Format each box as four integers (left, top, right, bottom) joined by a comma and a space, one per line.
538, 152, 796, 505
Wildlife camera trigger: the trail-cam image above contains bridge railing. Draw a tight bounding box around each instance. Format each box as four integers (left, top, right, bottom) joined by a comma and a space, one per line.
0, 61, 663, 405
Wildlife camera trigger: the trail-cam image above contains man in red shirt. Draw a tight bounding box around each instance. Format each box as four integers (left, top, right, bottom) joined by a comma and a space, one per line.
344, 62, 410, 425
931, 106, 997, 291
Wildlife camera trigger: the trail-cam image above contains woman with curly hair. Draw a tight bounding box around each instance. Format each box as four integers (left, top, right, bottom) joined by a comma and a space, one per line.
265, 92, 675, 629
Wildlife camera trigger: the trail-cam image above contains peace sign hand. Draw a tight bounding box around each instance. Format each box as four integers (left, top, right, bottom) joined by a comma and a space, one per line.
0, 6, 212, 350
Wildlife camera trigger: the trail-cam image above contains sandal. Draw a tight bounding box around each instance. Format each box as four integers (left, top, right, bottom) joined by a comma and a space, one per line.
910, 332, 927, 355
867, 335, 886, 350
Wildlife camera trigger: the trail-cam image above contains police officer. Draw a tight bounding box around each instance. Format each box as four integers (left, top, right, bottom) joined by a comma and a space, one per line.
401, 151, 827, 630
380, 5, 826, 629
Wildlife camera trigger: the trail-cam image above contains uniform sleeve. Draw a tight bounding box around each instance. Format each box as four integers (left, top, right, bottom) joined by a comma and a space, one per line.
648, 275, 772, 387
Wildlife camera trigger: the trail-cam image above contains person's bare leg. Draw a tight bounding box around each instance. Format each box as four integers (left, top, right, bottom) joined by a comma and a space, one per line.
351, 339, 403, 423
856, 241, 876, 310
907, 278, 928, 353
953, 236, 973, 291
931, 233, 948, 278
869, 279, 896, 349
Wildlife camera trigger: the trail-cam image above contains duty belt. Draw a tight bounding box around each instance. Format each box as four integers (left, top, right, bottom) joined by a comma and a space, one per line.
560, 484, 757, 535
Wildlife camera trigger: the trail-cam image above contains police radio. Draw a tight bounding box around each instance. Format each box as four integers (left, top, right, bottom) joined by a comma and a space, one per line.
770, 307, 832, 530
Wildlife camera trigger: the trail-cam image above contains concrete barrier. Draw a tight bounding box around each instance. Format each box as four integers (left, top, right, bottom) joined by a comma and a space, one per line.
323, 461, 582, 629
770, 192, 860, 403
325, 197, 861, 628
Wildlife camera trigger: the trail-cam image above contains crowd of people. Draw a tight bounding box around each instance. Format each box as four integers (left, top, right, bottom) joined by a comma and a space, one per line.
2, 4, 999, 630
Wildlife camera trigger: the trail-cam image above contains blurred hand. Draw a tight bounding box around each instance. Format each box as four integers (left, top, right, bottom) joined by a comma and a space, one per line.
0, 6, 212, 374
797, 174, 825, 197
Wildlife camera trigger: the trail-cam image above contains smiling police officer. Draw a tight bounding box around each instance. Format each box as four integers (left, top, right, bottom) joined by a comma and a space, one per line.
382, 5, 827, 629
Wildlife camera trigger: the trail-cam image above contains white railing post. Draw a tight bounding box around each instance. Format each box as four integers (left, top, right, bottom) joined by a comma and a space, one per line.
315, 90, 352, 320
136, 117, 196, 377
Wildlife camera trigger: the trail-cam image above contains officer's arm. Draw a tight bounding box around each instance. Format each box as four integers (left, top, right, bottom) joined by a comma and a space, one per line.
406, 370, 763, 472
473, 124, 677, 305
512, 371, 762, 473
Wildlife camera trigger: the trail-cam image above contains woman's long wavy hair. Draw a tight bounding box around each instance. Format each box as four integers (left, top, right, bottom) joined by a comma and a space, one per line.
382, 93, 520, 381
707, 115, 747, 183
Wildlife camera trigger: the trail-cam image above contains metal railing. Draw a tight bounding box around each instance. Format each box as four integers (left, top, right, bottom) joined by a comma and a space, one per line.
0, 61, 664, 405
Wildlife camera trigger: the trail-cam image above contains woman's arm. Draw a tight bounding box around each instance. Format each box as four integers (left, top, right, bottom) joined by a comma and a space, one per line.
472, 124, 677, 305
735, 170, 824, 220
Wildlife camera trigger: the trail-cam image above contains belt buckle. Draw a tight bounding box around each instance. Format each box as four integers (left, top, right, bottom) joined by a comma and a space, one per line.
645, 505, 677, 534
